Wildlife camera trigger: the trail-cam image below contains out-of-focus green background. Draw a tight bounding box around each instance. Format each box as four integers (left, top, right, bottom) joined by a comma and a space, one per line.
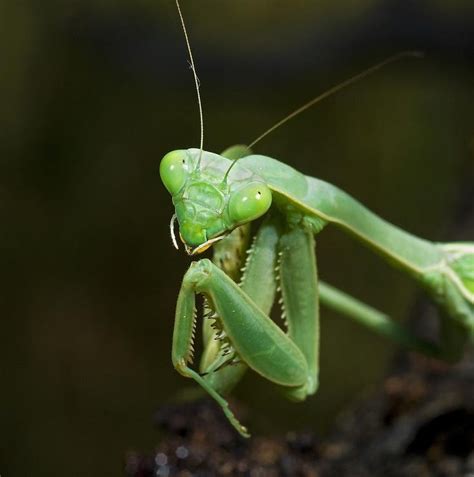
1, 1, 473, 475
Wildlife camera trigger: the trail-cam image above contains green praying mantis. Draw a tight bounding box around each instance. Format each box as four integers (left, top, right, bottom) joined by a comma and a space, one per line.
159, 1, 474, 438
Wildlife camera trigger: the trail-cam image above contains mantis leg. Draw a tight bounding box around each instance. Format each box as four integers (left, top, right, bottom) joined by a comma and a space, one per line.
172, 255, 308, 437
278, 228, 450, 364
172, 269, 250, 437
199, 224, 251, 391
200, 218, 280, 394
202, 217, 321, 402
278, 225, 320, 400
318, 283, 440, 356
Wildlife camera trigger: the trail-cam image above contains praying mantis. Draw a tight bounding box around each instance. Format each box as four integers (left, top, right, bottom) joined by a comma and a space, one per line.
159, 1, 474, 438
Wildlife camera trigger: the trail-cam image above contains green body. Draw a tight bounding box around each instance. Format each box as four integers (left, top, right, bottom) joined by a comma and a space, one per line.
161, 146, 474, 437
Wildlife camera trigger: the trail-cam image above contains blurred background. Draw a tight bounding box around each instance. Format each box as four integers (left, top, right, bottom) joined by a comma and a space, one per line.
1, 0, 474, 475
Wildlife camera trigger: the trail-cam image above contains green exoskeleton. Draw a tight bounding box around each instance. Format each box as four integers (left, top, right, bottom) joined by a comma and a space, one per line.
161, 1, 474, 438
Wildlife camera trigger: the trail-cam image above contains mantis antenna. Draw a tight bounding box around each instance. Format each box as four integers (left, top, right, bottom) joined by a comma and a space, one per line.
175, 0, 204, 167
248, 51, 424, 149
222, 51, 423, 178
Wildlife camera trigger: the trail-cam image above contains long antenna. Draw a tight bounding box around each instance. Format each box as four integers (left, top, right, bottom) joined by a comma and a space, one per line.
175, 0, 204, 166
248, 51, 423, 149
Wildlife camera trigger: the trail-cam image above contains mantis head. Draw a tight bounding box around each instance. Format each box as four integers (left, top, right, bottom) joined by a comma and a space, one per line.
160, 149, 272, 255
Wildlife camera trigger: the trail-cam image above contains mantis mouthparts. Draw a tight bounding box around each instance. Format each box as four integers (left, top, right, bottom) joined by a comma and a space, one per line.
185, 235, 226, 256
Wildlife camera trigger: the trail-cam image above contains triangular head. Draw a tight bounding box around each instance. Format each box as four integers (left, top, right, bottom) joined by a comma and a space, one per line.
160, 148, 272, 254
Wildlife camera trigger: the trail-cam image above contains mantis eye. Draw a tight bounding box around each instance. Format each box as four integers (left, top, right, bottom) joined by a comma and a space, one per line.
228, 183, 272, 224
160, 150, 189, 195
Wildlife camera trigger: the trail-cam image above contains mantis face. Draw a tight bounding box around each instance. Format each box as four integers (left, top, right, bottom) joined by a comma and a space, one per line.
160, 149, 272, 255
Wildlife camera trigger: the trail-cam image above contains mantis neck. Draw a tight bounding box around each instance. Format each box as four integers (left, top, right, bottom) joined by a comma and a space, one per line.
241, 154, 444, 278
303, 176, 443, 276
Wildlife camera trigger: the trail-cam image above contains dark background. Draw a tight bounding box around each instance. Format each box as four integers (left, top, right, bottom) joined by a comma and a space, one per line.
1, 1, 473, 475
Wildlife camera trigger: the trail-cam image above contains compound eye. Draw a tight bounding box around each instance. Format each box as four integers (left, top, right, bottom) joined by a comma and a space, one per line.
228, 183, 272, 224
159, 150, 188, 195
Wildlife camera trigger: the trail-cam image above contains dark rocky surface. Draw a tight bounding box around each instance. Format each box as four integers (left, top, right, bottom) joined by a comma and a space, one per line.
125, 350, 474, 477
